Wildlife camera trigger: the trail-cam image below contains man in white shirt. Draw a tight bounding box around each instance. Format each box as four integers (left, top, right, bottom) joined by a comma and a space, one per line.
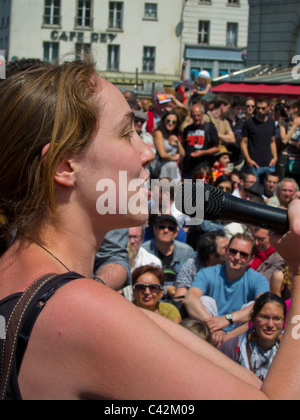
128, 226, 162, 272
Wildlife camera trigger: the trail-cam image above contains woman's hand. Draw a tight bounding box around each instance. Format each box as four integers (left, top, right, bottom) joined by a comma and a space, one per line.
270, 194, 300, 276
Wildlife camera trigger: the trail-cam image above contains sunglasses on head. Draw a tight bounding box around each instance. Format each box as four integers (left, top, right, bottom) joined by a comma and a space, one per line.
228, 248, 250, 260
133, 283, 162, 293
157, 224, 177, 232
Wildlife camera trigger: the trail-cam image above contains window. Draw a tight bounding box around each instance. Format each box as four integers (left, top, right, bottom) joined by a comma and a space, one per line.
108, 2, 123, 30
143, 47, 155, 73
227, 23, 238, 47
227, 0, 239, 5
43, 42, 59, 64
44, 0, 61, 26
76, 0, 92, 28
144, 3, 157, 19
107, 45, 120, 71
76, 43, 91, 58
198, 21, 210, 45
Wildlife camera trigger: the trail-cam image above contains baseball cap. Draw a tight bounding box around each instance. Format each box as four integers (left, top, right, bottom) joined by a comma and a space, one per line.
199, 70, 211, 79
134, 110, 148, 121
154, 214, 178, 227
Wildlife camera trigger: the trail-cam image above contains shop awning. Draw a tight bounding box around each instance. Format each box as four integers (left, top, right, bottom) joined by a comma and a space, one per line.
212, 82, 300, 98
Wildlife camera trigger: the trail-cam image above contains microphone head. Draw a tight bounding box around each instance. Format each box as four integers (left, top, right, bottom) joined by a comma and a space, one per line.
174, 181, 224, 220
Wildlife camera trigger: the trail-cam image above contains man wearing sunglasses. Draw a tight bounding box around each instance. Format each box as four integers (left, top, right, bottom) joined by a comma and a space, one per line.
184, 233, 269, 348
240, 96, 277, 183
142, 214, 194, 299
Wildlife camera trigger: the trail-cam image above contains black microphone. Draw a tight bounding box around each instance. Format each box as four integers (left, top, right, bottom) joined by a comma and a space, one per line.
175, 182, 289, 234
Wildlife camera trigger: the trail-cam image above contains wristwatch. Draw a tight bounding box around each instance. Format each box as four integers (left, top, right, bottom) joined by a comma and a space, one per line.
225, 314, 234, 326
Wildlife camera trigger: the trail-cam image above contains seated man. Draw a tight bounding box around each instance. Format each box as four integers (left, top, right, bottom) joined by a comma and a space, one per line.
174, 230, 229, 300
232, 172, 257, 200
268, 177, 299, 208
249, 227, 285, 284
263, 172, 279, 204
184, 233, 269, 347
142, 214, 194, 299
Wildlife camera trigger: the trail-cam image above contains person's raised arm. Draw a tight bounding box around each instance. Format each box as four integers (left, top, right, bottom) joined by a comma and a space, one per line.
262, 195, 300, 399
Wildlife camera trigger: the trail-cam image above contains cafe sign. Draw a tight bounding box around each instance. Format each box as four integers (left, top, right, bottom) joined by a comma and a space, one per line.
50, 30, 117, 43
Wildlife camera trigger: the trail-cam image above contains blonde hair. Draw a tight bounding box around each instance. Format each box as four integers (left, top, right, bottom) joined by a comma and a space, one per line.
0, 57, 99, 244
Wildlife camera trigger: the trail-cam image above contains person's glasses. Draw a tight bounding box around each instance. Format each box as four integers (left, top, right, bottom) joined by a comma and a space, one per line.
166, 119, 177, 125
246, 105, 255, 108
228, 248, 250, 260
217, 186, 232, 194
129, 235, 143, 242
133, 283, 162, 293
157, 225, 177, 232
256, 314, 284, 326
256, 106, 267, 111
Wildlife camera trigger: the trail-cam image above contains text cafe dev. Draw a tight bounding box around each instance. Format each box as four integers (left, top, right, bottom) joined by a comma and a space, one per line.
50, 30, 117, 44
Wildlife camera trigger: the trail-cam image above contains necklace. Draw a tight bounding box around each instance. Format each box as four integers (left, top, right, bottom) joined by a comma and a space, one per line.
26, 236, 71, 272
25, 236, 107, 285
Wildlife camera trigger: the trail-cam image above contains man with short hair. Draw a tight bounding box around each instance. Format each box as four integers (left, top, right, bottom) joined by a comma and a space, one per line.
181, 104, 219, 179
205, 97, 235, 146
268, 177, 299, 208
240, 96, 277, 182
232, 172, 257, 199
142, 214, 194, 299
173, 230, 229, 300
263, 172, 280, 204
249, 227, 285, 284
184, 233, 269, 347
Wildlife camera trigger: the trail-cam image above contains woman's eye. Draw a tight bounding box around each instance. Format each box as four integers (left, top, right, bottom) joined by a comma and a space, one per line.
124, 130, 135, 140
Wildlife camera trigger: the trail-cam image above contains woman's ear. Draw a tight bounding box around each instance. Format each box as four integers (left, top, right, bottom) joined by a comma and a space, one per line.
53, 154, 76, 187
41, 144, 75, 187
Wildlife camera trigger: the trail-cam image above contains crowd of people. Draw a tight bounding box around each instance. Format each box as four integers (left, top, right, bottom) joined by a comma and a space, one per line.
1, 56, 300, 399
119, 79, 300, 380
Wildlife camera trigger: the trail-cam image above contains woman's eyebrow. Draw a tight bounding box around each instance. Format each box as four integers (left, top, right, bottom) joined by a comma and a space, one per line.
115, 111, 134, 129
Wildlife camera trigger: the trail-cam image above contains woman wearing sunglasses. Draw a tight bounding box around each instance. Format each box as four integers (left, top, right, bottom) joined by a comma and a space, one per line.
153, 111, 185, 180
132, 265, 182, 323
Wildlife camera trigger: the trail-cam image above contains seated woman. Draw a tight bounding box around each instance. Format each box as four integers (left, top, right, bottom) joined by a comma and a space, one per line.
132, 265, 182, 323
220, 293, 287, 382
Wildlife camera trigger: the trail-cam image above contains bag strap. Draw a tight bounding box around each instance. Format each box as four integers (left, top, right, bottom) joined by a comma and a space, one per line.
0, 273, 56, 400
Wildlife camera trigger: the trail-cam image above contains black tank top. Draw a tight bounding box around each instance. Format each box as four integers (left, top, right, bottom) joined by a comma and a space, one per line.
0, 272, 102, 400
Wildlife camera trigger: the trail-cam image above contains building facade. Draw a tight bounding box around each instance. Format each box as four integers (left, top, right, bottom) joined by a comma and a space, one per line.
182, 0, 249, 80
0, 0, 184, 89
247, 0, 300, 68
0, 0, 250, 89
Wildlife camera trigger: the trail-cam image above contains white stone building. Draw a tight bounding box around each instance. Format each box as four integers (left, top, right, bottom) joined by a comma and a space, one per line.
182, 0, 249, 79
0, 0, 250, 88
0, 0, 184, 89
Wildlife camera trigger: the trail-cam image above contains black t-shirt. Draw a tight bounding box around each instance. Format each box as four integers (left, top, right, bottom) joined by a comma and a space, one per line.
242, 117, 276, 167
182, 122, 219, 175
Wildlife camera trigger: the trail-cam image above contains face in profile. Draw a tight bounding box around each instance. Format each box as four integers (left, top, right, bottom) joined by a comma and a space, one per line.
75, 78, 154, 231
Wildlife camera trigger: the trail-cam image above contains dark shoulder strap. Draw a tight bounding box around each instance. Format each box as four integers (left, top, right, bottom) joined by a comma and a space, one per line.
0, 273, 57, 400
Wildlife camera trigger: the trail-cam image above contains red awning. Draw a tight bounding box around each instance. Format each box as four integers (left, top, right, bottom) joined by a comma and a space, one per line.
212, 83, 300, 98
